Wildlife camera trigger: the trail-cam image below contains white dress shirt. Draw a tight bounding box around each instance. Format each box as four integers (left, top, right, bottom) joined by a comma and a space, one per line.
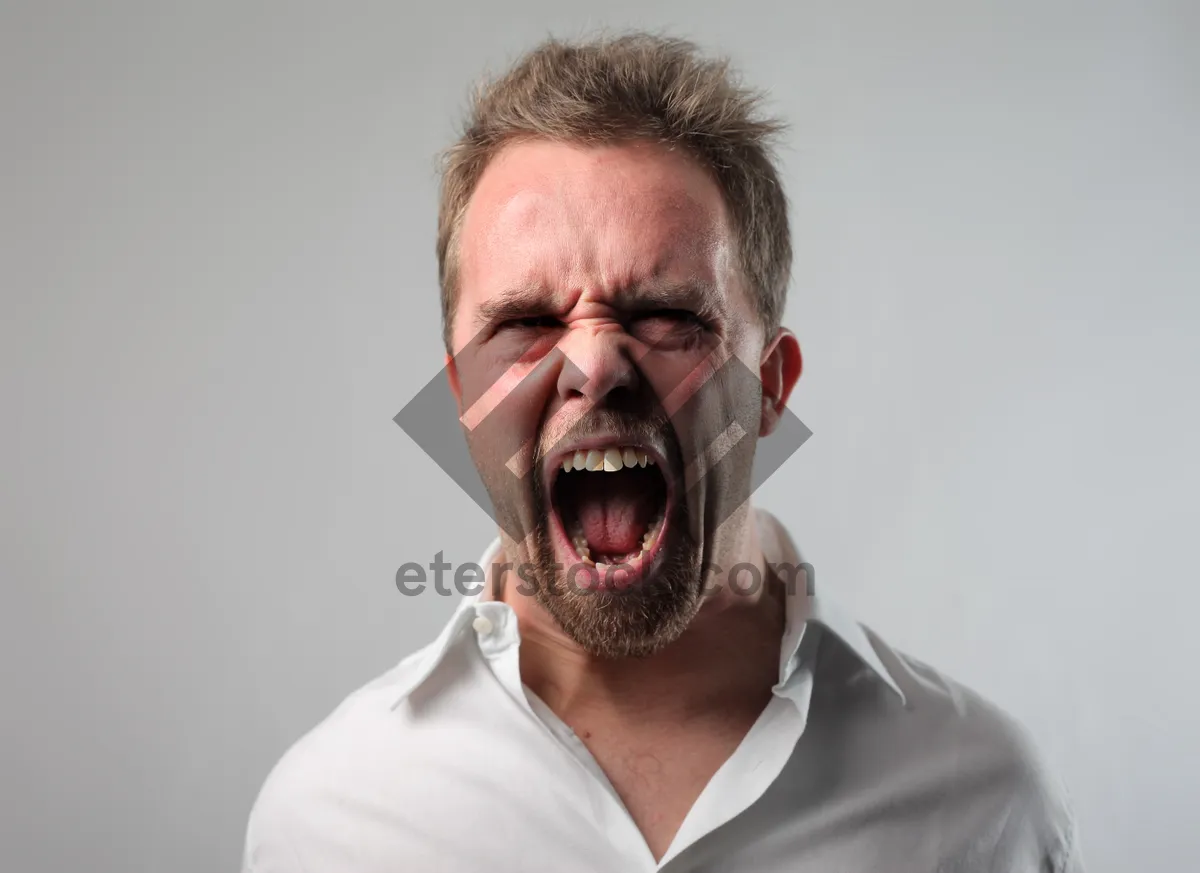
243, 511, 1081, 872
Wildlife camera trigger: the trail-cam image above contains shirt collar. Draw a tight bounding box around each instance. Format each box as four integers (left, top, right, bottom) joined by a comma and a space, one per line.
391, 509, 905, 707
755, 509, 907, 704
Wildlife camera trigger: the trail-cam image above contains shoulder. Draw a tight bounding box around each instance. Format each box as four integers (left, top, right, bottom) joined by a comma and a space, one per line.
814, 620, 1082, 871
240, 645, 439, 872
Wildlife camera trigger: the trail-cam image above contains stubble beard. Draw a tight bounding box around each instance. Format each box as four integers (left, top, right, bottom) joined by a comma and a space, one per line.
521, 478, 705, 660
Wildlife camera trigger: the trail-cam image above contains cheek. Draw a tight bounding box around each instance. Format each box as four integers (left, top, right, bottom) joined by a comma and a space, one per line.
455, 348, 545, 437
648, 360, 730, 453
457, 357, 551, 505
645, 352, 763, 493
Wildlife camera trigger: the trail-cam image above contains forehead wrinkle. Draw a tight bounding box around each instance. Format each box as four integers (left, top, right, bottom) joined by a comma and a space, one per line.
471, 277, 727, 335
568, 194, 728, 298
466, 201, 719, 306
455, 140, 747, 341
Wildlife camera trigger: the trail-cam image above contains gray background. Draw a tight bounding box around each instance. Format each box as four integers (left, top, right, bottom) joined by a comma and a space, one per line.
2, 2, 1196, 871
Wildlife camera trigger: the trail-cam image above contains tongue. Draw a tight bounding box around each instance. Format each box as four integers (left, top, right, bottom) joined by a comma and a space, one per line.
576, 476, 656, 556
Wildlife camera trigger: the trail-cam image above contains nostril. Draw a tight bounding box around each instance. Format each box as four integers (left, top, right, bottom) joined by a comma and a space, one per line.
605, 382, 640, 408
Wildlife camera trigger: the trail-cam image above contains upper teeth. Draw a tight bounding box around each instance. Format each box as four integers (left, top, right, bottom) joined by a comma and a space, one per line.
561, 446, 653, 473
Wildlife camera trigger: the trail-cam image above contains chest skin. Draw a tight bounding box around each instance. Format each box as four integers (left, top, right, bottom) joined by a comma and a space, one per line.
565, 694, 772, 861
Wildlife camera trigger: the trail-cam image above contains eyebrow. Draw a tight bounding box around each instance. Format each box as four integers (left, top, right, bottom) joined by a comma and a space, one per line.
620, 280, 725, 321
473, 279, 726, 330
473, 284, 558, 331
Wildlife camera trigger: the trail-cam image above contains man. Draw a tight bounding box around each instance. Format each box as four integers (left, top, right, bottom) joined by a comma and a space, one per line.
243, 32, 1081, 872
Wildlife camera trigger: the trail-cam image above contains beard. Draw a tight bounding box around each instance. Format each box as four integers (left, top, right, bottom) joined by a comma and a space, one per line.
520, 477, 703, 660
481, 408, 707, 660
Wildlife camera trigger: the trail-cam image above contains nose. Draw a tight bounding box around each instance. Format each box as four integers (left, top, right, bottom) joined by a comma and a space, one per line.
555, 325, 639, 405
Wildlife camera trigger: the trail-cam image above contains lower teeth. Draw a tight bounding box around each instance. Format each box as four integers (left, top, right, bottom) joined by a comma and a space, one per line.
569, 515, 664, 565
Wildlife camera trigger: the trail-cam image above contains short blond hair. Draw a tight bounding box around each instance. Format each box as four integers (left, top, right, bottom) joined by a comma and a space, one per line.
436, 32, 792, 348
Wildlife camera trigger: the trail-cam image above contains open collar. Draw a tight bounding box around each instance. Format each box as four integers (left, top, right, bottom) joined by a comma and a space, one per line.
391, 509, 906, 707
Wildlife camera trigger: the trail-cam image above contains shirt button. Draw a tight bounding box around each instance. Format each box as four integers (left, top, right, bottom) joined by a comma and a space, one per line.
472, 615, 494, 635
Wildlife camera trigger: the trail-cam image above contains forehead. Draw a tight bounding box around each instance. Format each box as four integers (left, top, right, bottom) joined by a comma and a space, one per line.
455, 139, 738, 322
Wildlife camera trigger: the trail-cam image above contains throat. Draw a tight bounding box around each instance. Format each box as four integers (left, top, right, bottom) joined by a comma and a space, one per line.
527, 587, 785, 721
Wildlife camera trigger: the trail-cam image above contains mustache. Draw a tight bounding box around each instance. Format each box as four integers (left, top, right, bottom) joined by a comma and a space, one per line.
535, 408, 675, 468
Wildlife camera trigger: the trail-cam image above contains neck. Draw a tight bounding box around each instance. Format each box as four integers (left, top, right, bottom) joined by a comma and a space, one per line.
498, 512, 787, 726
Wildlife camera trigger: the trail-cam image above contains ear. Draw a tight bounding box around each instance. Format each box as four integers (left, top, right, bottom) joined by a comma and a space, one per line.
758, 328, 802, 437
445, 352, 464, 414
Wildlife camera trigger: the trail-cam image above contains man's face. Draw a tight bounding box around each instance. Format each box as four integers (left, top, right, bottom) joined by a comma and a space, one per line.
448, 139, 776, 658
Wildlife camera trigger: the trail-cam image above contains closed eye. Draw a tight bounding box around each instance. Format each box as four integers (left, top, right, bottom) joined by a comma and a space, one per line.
629, 309, 710, 349
638, 309, 704, 325
499, 315, 562, 331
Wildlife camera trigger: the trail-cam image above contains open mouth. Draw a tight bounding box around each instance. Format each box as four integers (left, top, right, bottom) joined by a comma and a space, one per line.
547, 443, 672, 591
